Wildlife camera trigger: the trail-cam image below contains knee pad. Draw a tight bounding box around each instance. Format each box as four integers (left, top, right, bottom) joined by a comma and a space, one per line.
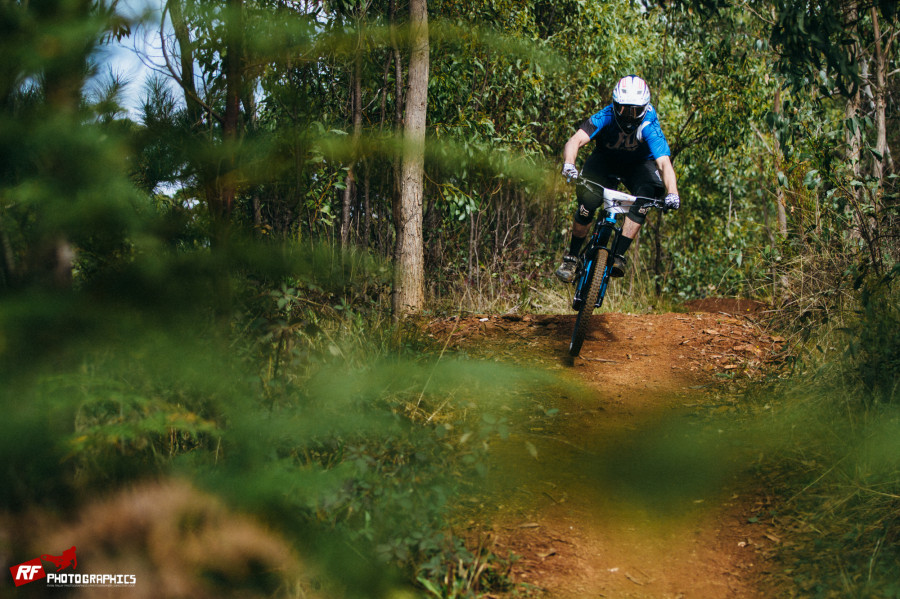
627, 200, 649, 226
574, 186, 602, 226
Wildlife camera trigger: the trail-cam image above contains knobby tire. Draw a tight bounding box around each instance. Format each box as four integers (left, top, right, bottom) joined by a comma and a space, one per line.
569, 248, 609, 357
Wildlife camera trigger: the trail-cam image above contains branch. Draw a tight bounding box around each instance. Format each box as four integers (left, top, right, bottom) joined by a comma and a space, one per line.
160, 1, 224, 126
884, 27, 898, 58
749, 122, 774, 154
739, 0, 775, 26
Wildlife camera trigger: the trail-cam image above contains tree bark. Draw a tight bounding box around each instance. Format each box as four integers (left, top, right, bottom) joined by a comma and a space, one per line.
845, 87, 862, 178
772, 86, 788, 238
389, 0, 405, 206
390, 0, 404, 134
392, 0, 428, 316
167, 0, 206, 127
341, 11, 365, 247
216, 0, 243, 225
870, 6, 888, 189
652, 216, 662, 296
363, 162, 372, 249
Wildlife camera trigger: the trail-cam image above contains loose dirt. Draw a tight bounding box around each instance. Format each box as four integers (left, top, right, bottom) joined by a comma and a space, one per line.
427, 301, 785, 598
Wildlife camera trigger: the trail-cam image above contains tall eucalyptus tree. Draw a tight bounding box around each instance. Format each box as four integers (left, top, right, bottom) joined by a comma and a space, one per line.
392, 0, 428, 315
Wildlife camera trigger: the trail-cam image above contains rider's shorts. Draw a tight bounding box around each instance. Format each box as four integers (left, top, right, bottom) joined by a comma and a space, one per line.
574, 153, 665, 226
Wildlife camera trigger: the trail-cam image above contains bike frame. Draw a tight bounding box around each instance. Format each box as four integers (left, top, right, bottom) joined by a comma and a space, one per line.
572, 207, 618, 311
567, 175, 665, 357
572, 177, 661, 309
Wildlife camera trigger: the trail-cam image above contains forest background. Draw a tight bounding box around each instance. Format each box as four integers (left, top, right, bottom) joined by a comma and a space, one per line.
1, 0, 899, 597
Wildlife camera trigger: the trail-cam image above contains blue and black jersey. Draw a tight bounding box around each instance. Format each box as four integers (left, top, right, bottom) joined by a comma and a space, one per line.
578, 104, 671, 162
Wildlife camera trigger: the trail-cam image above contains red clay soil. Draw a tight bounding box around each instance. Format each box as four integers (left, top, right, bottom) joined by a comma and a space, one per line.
427, 301, 786, 598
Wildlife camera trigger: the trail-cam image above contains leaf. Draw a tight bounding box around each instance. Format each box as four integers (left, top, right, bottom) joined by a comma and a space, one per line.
417, 576, 443, 597
803, 169, 820, 189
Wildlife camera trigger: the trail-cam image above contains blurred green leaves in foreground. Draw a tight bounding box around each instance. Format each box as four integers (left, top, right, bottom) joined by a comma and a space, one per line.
0, 231, 548, 597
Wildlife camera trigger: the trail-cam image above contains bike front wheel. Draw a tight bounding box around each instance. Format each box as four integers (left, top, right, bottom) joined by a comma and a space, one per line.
569, 248, 609, 357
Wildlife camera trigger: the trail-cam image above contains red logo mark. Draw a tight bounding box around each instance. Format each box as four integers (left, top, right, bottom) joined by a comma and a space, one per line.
40, 546, 77, 572
9, 558, 45, 587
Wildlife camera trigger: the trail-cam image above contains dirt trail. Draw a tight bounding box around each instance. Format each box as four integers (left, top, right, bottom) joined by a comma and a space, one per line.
428, 300, 783, 598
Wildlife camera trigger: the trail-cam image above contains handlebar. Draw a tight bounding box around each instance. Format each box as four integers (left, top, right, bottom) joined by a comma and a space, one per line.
570, 174, 667, 215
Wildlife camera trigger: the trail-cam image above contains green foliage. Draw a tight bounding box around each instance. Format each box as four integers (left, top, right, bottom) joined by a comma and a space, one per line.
0, 237, 551, 596
3, 0, 899, 594
0, 4, 544, 594
731, 266, 900, 596
843, 272, 900, 406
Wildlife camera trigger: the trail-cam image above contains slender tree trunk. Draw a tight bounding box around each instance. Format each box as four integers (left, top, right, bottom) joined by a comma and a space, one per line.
845, 88, 862, 179
773, 86, 788, 238
389, 0, 405, 207
390, 0, 404, 134
363, 162, 372, 249
629, 229, 640, 295
168, 0, 204, 126
392, 0, 429, 315
217, 0, 243, 224
844, 69, 865, 251
242, 84, 260, 232
342, 17, 364, 247
380, 52, 391, 130
870, 6, 888, 189
468, 213, 475, 281
652, 215, 662, 296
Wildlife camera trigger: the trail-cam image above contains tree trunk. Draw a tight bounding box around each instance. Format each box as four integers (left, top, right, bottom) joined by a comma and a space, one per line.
217, 0, 243, 225
652, 214, 662, 297
845, 87, 861, 179
341, 15, 365, 247
870, 6, 888, 190
772, 86, 788, 238
390, 0, 404, 134
392, 0, 429, 316
168, 0, 223, 234
168, 0, 204, 127
363, 162, 372, 249
629, 228, 640, 295
389, 0, 405, 206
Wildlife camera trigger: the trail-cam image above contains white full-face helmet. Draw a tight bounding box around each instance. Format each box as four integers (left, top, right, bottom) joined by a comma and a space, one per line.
612, 75, 651, 134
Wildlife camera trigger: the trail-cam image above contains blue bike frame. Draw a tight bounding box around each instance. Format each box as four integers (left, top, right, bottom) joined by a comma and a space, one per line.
572, 211, 617, 310
567, 175, 666, 357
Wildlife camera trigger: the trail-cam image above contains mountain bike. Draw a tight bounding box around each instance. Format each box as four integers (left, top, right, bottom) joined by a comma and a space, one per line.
567, 175, 667, 357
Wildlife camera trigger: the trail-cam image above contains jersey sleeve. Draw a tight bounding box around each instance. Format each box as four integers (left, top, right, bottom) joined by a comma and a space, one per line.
578, 106, 615, 141
578, 117, 597, 138
637, 108, 671, 159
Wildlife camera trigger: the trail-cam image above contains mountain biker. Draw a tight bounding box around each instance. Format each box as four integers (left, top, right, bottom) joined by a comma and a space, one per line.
555, 75, 681, 283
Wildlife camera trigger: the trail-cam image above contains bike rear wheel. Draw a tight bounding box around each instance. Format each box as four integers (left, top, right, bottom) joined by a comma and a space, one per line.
569, 248, 609, 357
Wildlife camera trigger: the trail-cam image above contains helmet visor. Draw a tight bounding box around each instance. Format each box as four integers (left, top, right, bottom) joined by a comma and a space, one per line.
614, 103, 647, 123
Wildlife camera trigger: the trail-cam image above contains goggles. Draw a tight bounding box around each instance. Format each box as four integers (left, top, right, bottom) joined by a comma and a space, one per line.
614, 103, 647, 122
